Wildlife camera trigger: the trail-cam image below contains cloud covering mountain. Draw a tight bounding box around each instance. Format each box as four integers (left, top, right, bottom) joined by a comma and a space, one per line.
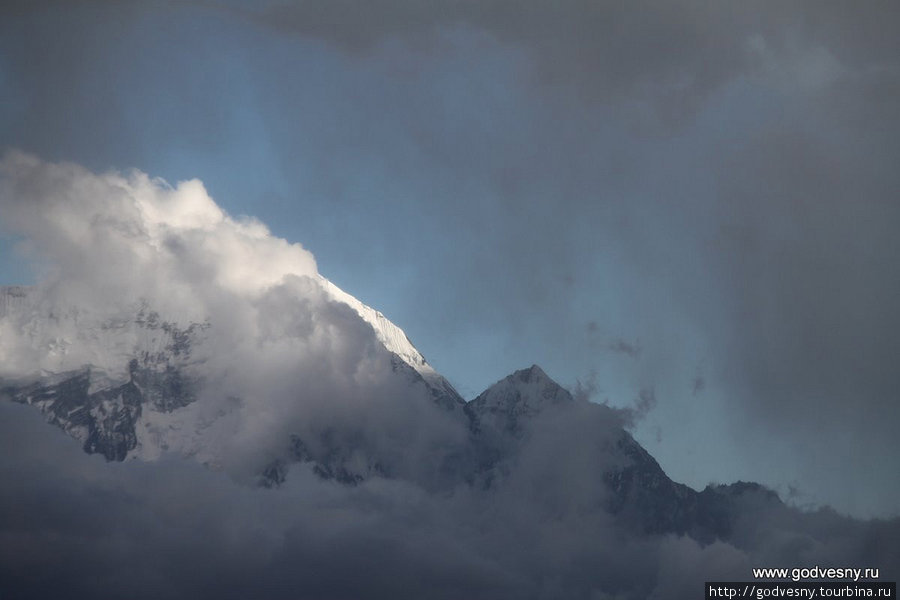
1, 154, 897, 599
0, 151, 466, 483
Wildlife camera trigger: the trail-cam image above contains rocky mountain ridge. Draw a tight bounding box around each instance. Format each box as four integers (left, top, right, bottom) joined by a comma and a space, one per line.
1, 284, 785, 546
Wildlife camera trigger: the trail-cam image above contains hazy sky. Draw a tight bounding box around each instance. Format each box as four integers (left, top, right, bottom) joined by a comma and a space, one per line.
1, 1, 898, 518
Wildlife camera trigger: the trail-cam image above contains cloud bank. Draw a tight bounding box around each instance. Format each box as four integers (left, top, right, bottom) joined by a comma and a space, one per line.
1, 396, 896, 600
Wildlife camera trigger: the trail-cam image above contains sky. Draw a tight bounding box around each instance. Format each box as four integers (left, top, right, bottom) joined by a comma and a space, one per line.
0, 1, 898, 521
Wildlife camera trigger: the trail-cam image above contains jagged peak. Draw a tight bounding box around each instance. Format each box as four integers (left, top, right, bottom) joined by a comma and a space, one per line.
514, 364, 549, 384
469, 364, 573, 418
490, 364, 564, 395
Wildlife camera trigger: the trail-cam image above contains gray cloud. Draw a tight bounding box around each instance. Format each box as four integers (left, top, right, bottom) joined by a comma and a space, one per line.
698, 124, 900, 508
234, 1, 900, 126
237, 1, 749, 123
2, 395, 897, 600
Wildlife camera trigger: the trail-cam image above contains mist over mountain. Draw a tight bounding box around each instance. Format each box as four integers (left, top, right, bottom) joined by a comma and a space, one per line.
0, 153, 897, 599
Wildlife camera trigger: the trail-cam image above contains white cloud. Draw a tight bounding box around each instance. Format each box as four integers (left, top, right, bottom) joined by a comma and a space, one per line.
0, 151, 463, 479
0, 150, 317, 309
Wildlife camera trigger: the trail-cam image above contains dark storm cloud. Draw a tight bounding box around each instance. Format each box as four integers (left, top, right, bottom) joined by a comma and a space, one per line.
0, 0, 240, 173
710, 128, 900, 417
240, 1, 900, 124
239, 1, 743, 112
672, 116, 900, 515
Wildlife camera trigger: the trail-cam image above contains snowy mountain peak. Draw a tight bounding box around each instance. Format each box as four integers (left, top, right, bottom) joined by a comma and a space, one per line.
316, 276, 440, 382
473, 364, 574, 413
315, 276, 463, 408
465, 364, 575, 437
515, 364, 551, 384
